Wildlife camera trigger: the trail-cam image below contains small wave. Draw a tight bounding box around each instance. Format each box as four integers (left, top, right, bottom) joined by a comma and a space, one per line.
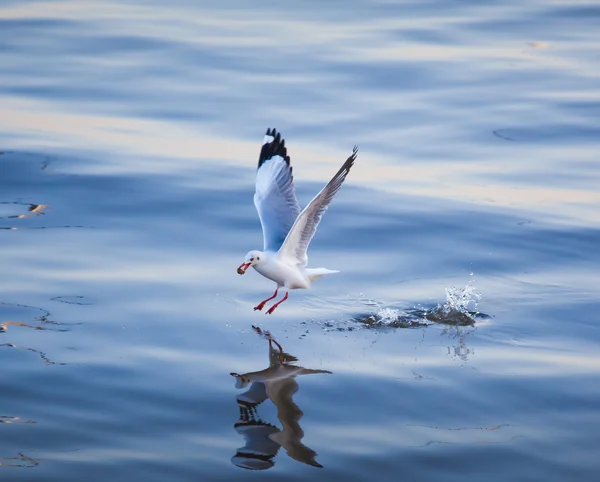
51, 296, 93, 306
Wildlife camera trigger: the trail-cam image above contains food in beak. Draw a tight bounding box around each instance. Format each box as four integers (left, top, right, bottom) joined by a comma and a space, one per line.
237, 262, 251, 275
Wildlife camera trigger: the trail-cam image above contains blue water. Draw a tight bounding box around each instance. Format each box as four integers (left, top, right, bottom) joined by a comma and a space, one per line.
1, 1, 599, 480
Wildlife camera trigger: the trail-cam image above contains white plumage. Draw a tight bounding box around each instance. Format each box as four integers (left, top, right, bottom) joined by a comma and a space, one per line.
238, 128, 357, 314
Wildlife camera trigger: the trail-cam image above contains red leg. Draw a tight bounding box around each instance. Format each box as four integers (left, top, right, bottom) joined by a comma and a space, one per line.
251, 325, 284, 364
266, 291, 289, 315
254, 288, 279, 311
267, 335, 284, 357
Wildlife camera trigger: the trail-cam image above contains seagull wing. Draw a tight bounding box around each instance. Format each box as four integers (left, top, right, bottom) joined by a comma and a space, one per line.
278, 146, 358, 267
254, 128, 301, 252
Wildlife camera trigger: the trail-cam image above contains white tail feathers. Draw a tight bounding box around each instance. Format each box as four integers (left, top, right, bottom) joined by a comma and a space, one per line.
306, 268, 340, 282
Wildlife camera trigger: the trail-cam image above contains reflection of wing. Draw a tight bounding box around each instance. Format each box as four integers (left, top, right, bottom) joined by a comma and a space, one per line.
233, 383, 281, 471
254, 129, 301, 252
237, 382, 268, 407
231, 422, 280, 471
267, 378, 323, 468
278, 147, 357, 267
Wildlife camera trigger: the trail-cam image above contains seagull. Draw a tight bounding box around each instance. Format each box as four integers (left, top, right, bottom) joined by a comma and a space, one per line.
237, 128, 358, 314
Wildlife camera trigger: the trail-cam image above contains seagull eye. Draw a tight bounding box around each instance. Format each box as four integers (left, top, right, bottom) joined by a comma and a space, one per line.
250, 257, 254, 261
257, 257, 260, 260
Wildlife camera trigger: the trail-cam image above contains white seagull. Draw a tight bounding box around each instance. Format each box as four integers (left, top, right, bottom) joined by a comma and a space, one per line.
237, 128, 358, 314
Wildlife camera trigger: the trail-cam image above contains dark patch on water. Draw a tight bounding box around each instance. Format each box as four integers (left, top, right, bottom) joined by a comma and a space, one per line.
353, 307, 490, 329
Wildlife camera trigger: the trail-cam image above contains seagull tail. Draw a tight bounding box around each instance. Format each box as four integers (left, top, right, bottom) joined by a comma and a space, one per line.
306, 268, 340, 282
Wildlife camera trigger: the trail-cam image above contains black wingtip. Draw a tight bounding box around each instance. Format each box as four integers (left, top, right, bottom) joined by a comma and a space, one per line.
328, 145, 358, 185
344, 145, 359, 170
258, 128, 291, 169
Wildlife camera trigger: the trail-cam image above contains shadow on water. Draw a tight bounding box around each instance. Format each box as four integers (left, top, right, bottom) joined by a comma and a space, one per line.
230, 326, 330, 470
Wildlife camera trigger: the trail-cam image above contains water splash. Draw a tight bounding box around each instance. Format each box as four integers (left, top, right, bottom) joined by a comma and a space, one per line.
423, 282, 482, 326
350, 281, 486, 329
352, 306, 428, 329
444, 283, 481, 314
376, 308, 402, 324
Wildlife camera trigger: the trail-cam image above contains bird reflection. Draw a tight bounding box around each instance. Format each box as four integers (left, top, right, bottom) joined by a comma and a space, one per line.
23, 204, 49, 217
0, 202, 53, 230
0, 202, 49, 220
0, 452, 39, 468
0, 301, 77, 331
0, 415, 35, 425
230, 326, 331, 470
0, 321, 45, 333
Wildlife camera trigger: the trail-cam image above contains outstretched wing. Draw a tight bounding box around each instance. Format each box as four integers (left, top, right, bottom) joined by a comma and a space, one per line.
278, 146, 358, 267
254, 128, 302, 252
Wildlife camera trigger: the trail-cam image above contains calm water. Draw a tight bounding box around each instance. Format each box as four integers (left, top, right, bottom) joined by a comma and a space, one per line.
1, 0, 600, 480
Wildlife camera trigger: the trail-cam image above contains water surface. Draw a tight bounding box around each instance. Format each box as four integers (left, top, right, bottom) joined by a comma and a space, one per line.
1, 0, 599, 480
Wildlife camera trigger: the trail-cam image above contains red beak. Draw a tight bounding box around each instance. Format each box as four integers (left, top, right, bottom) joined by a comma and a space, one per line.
237, 262, 251, 275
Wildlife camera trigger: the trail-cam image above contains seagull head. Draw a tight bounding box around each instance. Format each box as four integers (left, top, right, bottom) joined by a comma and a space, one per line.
230, 372, 250, 388
237, 250, 264, 275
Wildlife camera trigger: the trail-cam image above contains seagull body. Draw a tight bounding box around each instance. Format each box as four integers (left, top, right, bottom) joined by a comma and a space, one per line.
238, 128, 357, 314
251, 253, 335, 290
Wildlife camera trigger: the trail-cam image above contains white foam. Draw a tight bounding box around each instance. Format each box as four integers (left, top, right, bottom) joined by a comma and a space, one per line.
443, 282, 481, 314
376, 307, 401, 324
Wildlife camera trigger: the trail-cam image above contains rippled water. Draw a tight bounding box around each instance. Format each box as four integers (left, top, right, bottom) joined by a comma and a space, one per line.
1, 0, 599, 480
